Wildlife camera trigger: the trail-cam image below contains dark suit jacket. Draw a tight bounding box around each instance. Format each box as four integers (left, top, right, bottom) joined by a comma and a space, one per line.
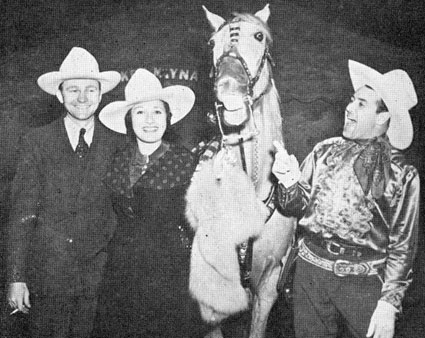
7, 116, 125, 297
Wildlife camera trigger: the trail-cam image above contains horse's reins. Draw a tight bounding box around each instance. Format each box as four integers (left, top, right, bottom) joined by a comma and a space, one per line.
212, 17, 275, 288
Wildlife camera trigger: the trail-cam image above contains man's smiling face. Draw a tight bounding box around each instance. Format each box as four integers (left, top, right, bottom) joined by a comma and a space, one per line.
343, 86, 383, 140
59, 79, 101, 122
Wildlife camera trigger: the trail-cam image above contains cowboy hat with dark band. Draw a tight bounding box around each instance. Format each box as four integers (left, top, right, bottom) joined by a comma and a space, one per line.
348, 60, 417, 150
99, 68, 195, 134
37, 47, 121, 95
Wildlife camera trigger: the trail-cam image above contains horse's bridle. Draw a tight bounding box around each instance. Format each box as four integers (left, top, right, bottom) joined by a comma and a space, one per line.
212, 18, 274, 145
214, 46, 273, 99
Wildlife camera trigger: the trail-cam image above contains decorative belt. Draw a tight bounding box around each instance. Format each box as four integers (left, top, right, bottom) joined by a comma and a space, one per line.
298, 238, 386, 277
308, 235, 377, 258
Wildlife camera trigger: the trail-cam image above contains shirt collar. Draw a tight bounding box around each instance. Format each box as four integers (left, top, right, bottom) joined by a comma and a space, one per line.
131, 141, 170, 166
64, 115, 95, 150
64, 114, 95, 133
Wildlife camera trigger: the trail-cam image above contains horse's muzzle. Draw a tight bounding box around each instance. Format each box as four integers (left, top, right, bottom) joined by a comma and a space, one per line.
215, 56, 250, 107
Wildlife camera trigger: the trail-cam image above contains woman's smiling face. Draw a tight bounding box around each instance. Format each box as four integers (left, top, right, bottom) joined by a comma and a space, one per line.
131, 100, 167, 144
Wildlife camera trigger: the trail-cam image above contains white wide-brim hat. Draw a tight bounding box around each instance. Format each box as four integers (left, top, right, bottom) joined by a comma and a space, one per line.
37, 47, 121, 95
99, 68, 195, 134
348, 60, 417, 150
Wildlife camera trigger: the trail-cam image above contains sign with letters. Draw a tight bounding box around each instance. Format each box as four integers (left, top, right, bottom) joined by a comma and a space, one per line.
119, 67, 199, 83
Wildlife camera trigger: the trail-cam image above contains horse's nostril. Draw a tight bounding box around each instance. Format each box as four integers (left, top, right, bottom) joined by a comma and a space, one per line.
216, 77, 247, 95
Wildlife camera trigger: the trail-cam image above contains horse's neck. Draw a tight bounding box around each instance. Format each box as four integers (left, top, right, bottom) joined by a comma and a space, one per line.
225, 84, 283, 200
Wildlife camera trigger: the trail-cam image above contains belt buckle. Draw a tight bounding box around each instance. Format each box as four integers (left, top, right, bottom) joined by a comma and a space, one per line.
333, 259, 352, 277
333, 260, 370, 277
326, 241, 344, 255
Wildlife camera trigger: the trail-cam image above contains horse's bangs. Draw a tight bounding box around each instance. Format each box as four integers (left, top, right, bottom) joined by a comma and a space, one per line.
230, 12, 273, 45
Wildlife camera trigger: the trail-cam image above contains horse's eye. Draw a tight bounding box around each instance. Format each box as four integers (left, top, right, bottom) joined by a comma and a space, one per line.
254, 32, 264, 42
208, 39, 215, 49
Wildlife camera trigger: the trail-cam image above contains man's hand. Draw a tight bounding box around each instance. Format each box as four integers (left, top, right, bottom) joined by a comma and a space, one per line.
8, 282, 31, 314
366, 300, 397, 338
272, 141, 301, 188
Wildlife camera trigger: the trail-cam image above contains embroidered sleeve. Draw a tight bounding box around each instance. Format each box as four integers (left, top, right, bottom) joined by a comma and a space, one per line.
7, 133, 41, 283
198, 137, 221, 163
380, 167, 420, 311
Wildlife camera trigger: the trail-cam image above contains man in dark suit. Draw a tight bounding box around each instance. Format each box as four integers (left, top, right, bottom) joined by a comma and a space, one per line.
6, 47, 125, 338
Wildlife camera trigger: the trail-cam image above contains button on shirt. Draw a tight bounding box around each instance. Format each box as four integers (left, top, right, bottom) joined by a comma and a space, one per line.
64, 115, 95, 151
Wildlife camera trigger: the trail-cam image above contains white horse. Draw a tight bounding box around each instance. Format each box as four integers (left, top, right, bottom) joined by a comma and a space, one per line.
186, 4, 296, 338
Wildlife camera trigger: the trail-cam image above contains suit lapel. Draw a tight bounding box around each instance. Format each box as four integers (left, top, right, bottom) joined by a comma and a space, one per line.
44, 116, 76, 165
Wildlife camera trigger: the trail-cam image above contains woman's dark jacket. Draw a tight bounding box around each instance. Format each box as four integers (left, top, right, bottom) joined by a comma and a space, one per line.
93, 140, 209, 338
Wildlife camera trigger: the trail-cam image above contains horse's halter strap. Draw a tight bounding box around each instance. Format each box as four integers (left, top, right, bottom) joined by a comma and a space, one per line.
213, 17, 274, 101
213, 18, 273, 147
214, 48, 271, 99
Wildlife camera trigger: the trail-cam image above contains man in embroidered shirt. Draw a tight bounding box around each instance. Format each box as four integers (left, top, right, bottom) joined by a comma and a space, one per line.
272, 60, 419, 338
6, 47, 124, 338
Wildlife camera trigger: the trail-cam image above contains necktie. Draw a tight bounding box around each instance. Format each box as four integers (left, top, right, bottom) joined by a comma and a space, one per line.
353, 136, 391, 199
75, 128, 89, 158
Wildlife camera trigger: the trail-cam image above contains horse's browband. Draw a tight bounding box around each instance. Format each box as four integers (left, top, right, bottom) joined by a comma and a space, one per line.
216, 17, 241, 33
216, 16, 265, 34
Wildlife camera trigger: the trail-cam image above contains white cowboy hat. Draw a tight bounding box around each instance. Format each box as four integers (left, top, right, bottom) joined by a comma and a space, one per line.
99, 68, 195, 134
37, 47, 121, 95
348, 60, 417, 150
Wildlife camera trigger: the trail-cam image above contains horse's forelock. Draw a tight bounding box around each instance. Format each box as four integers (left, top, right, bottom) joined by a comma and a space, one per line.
230, 12, 273, 45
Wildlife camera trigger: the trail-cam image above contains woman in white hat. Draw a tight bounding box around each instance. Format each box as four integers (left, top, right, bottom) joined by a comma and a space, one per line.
92, 69, 210, 338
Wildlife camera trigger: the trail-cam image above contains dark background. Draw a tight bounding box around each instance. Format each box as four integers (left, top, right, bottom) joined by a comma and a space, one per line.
0, 0, 424, 336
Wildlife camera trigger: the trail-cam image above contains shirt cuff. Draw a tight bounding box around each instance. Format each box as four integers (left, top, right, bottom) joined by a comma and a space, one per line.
380, 291, 404, 312
377, 300, 399, 314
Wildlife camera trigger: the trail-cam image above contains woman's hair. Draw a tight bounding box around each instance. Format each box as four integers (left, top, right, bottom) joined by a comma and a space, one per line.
124, 100, 177, 143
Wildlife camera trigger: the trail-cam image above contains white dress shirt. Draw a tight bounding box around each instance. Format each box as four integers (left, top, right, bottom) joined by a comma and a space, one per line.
64, 115, 95, 151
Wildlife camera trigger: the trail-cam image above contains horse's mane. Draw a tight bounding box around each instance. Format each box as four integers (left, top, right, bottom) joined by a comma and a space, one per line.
257, 78, 283, 148
263, 79, 282, 130
230, 12, 273, 45
249, 73, 283, 191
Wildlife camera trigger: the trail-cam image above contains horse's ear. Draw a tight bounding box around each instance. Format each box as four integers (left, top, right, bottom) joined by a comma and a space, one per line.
202, 5, 226, 31
255, 4, 270, 23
